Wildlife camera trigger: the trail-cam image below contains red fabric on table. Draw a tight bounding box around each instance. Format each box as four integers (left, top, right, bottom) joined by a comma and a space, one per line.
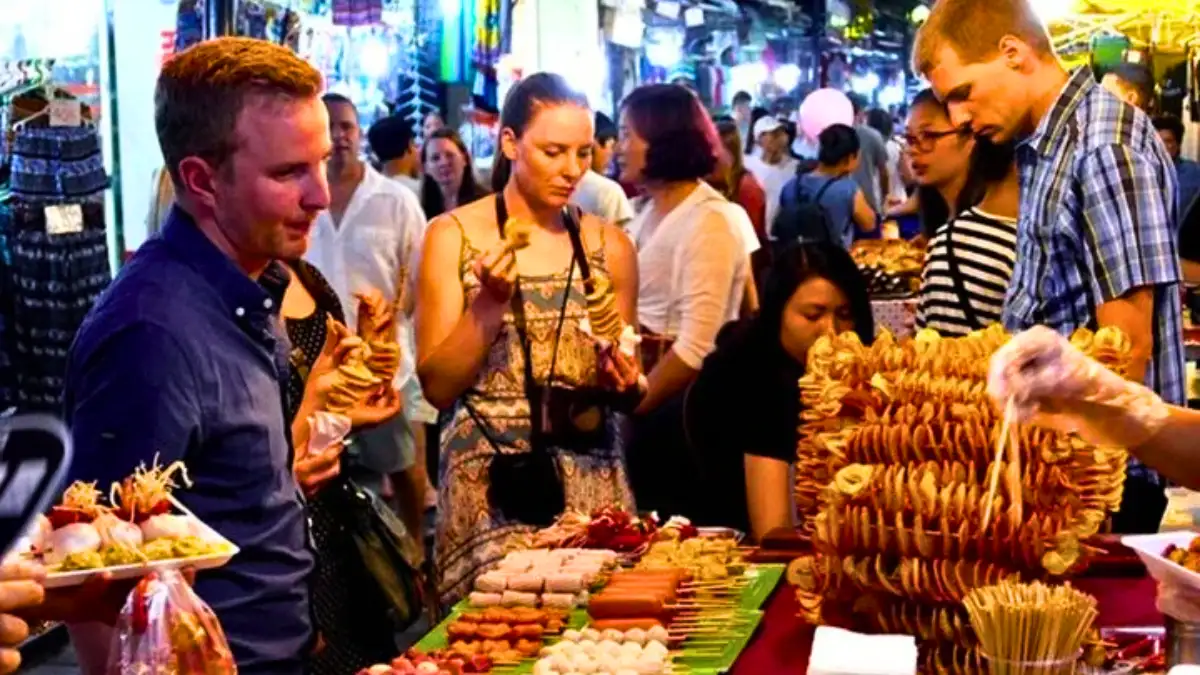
729, 575, 1162, 674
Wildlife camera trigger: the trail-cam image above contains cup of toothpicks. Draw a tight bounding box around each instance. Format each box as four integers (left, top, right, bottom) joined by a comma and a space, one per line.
964, 579, 1099, 675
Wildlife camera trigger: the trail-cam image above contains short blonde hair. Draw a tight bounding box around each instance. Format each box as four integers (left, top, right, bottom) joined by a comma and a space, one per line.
155, 37, 324, 184
912, 0, 1054, 75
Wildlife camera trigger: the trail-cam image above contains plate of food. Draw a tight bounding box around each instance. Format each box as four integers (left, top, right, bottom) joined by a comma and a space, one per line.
9, 458, 237, 588
1120, 531, 1200, 592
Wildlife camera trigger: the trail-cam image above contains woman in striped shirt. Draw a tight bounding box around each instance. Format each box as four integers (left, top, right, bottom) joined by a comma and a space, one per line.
913, 98, 1020, 337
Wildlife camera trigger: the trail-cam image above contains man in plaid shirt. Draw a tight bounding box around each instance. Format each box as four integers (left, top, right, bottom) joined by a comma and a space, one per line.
914, 0, 1184, 533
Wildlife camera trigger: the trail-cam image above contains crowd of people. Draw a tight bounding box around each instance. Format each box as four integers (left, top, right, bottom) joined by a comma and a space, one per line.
0, 0, 1195, 673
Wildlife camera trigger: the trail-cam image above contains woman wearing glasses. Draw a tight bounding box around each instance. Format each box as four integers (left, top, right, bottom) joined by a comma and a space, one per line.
910, 89, 1020, 337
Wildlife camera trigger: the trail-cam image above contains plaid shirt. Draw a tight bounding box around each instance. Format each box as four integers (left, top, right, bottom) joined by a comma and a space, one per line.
1003, 67, 1184, 483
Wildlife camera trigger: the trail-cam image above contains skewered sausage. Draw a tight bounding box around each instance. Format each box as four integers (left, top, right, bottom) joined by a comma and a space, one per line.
588, 595, 668, 619
589, 618, 664, 632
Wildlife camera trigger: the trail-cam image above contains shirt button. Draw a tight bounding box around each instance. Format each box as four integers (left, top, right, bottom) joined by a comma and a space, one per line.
264, 298, 274, 310
235, 307, 246, 317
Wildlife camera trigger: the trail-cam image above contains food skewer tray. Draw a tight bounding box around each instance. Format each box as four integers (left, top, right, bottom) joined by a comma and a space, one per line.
735, 564, 784, 611
673, 609, 764, 675
414, 602, 589, 675
43, 495, 238, 589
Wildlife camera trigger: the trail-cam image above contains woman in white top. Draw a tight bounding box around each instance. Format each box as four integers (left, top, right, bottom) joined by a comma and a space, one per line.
616, 83, 751, 515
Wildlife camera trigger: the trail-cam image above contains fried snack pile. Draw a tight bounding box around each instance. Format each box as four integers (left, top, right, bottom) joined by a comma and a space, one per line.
324, 316, 384, 414
789, 325, 1131, 673
851, 239, 926, 296
356, 289, 402, 384
584, 276, 624, 342
637, 537, 746, 581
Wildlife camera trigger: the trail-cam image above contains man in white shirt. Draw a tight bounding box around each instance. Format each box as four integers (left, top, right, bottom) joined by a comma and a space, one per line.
571, 170, 635, 228
368, 114, 422, 195
307, 94, 431, 537
742, 116, 798, 236
570, 113, 635, 227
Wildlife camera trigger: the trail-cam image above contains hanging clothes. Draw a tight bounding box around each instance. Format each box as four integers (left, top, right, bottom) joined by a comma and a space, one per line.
174, 0, 206, 53
472, 0, 502, 70
332, 0, 383, 28
6, 125, 111, 413
0, 204, 15, 411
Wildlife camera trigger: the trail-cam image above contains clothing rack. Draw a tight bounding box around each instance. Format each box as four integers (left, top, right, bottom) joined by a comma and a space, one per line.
0, 58, 58, 205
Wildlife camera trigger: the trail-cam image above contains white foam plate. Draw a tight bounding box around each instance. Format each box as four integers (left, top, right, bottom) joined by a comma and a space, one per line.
42, 496, 238, 589
1121, 531, 1200, 591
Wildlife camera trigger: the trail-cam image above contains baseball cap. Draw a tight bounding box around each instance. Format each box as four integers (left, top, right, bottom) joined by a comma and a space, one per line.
753, 116, 785, 138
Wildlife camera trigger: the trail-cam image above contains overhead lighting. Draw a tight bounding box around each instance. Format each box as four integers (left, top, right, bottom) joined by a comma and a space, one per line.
774, 64, 802, 91
909, 5, 930, 25
1033, 0, 1075, 26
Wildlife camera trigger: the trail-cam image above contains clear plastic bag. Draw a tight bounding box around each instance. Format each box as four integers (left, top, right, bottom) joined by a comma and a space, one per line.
106, 569, 237, 674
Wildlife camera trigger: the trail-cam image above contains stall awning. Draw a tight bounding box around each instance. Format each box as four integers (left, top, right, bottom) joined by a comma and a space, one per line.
1048, 0, 1200, 52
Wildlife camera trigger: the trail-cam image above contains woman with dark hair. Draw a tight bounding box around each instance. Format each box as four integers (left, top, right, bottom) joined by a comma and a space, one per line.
415, 72, 641, 605
777, 123, 877, 248
280, 261, 408, 674
626, 242, 874, 538
916, 132, 1019, 336
903, 89, 979, 238
421, 128, 488, 219
616, 83, 757, 513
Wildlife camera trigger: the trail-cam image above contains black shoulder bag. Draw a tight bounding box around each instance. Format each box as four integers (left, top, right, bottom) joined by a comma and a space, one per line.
480, 195, 577, 526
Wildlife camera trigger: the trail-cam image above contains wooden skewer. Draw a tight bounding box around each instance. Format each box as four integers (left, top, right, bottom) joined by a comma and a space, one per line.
981, 396, 1016, 530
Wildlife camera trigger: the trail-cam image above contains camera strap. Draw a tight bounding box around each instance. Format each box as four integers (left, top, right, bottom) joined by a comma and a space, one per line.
495, 193, 574, 437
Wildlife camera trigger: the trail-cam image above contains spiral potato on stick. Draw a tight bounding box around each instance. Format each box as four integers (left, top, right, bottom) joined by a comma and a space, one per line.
792, 325, 1131, 674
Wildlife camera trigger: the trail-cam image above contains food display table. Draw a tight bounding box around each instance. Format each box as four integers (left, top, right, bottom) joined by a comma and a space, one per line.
728, 573, 1161, 673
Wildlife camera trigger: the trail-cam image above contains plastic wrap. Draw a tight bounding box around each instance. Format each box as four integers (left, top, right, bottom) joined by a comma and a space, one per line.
106, 569, 236, 674
308, 410, 352, 454
987, 325, 1169, 449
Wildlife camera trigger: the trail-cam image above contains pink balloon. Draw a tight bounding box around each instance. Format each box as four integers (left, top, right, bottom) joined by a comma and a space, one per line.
798, 88, 855, 141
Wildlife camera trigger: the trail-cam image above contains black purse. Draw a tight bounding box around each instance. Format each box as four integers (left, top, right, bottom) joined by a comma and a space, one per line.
322, 476, 432, 630
480, 196, 571, 525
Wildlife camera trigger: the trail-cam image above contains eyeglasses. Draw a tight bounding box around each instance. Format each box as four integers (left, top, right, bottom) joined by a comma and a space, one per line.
904, 127, 968, 151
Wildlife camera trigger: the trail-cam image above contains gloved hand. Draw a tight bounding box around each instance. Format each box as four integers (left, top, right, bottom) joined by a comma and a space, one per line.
987, 326, 1169, 449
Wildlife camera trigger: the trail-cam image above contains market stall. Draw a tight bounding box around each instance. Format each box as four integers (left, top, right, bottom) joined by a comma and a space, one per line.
388, 324, 1185, 674
371, 510, 787, 674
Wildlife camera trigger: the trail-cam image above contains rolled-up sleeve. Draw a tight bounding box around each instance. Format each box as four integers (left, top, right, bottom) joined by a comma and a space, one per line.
1078, 143, 1180, 302
671, 212, 742, 369
65, 322, 203, 488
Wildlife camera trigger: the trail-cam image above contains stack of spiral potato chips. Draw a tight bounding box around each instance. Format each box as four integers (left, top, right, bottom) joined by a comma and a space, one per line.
788, 325, 1129, 673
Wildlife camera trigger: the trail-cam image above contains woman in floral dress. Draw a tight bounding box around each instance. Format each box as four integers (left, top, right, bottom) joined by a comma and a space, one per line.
415, 73, 643, 604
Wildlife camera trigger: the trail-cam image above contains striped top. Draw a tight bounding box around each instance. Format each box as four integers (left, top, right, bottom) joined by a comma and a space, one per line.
916, 208, 1017, 337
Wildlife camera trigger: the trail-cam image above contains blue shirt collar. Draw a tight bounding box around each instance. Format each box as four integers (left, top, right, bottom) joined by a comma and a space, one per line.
160, 206, 288, 324
1022, 66, 1095, 159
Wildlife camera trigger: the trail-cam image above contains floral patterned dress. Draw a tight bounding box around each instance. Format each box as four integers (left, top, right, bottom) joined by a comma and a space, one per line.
435, 219, 636, 604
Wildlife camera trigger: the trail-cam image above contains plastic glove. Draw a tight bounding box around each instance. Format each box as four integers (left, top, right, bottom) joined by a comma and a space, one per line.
1159, 579, 1200, 623
987, 326, 1168, 449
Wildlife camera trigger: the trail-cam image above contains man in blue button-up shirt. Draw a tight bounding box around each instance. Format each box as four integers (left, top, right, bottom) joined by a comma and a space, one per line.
915, 0, 1183, 534
62, 38, 332, 673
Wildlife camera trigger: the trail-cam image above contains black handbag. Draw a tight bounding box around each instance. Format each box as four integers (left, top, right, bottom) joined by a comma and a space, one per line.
323, 476, 433, 630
